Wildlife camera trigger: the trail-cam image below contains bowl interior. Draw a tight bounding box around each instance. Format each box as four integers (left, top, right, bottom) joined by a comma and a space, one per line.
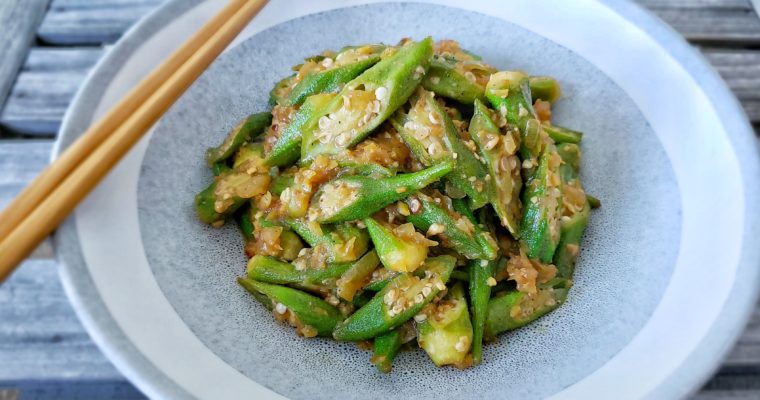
137, 3, 680, 398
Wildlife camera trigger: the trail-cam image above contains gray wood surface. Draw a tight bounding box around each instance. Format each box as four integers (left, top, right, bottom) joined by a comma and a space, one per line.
0, 0, 50, 111
0, 0, 759, 399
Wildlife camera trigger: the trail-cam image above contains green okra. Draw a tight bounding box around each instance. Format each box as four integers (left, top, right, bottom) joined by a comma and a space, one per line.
284, 219, 370, 264
405, 193, 497, 260
238, 278, 342, 337
416, 282, 473, 367
269, 74, 297, 106
266, 92, 335, 167
212, 161, 231, 176
529, 76, 561, 103
247, 254, 357, 292
283, 45, 385, 107
469, 99, 523, 237
553, 143, 590, 279
543, 123, 583, 144
333, 255, 456, 341
520, 146, 563, 263
587, 194, 601, 209
300, 38, 434, 160
308, 160, 454, 224
352, 290, 374, 308
449, 269, 470, 282
421, 57, 485, 104
484, 285, 569, 338
195, 143, 272, 224
336, 250, 381, 301
364, 218, 429, 273
364, 278, 391, 292
270, 174, 295, 196
205, 112, 272, 166
469, 259, 494, 365
391, 88, 489, 209
371, 328, 404, 373
236, 204, 255, 240
485, 71, 545, 165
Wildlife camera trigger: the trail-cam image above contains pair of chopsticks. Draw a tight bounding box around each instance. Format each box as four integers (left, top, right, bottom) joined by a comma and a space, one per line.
0, 0, 268, 283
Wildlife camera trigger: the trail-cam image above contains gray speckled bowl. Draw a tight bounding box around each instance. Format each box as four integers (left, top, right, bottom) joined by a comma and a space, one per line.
54, 1, 760, 399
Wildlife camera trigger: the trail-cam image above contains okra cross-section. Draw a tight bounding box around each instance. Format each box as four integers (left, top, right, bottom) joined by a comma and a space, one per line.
308, 160, 454, 223
364, 219, 436, 273
332, 255, 456, 341
469, 99, 523, 237
416, 282, 473, 367
391, 88, 490, 209
205, 112, 272, 166
300, 38, 434, 161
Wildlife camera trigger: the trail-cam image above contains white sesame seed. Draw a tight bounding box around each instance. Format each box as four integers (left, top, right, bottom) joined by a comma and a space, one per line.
374, 86, 388, 101
275, 303, 287, 314
427, 223, 445, 236
522, 159, 533, 169
318, 116, 330, 130
414, 313, 428, 322
468, 176, 477, 182
321, 57, 334, 68
452, 152, 458, 159
480, 260, 488, 267
415, 65, 425, 75
486, 277, 497, 286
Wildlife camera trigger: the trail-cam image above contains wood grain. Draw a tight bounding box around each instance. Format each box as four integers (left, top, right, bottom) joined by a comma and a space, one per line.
0, 0, 50, 109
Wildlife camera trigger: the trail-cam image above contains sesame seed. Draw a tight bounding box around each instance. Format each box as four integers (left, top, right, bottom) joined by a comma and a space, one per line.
321, 57, 334, 68
414, 313, 428, 322
409, 198, 422, 214
468, 176, 477, 182
452, 152, 458, 159
415, 65, 425, 75
427, 223, 445, 236
374, 86, 388, 101
485, 174, 492, 182
275, 303, 287, 314
318, 115, 330, 130
480, 260, 488, 267
522, 159, 533, 169
530, 196, 538, 204
397, 202, 410, 216
486, 277, 497, 286
428, 111, 439, 125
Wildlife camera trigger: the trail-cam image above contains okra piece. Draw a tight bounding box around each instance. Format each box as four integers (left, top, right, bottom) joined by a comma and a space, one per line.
333, 255, 456, 341
450, 269, 470, 282
285, 219, 370, 263
520, 146, 563, 263
269, 174, 295, 196
528, 76, 561, 103
469, 99, 523, 236
484, 285, 569, 338
371, 328, 403, 373
421, 58, 485, 104
238, 278, 342, 337
469, 259, 494, 365
236, 204, 255, 240
391, 88, 489, 209
300, 38, 434, 160
416, 282, 473, 367
542, 123, 583, 144
266, 92, 335, 167
195, 144, 271, 224
283, 45, 384, 107
269, 74, 297, 106
405, 193, 497, 260
485, 71, 545, 165
335, 250, 381, 301
587, 194, 601, 209
364, 219, 431, 273
246, 255, 351, 287
212, 161, 231, 176
309, 160, 454, 223
553, 143, 590, 279
205, 112, 272, 166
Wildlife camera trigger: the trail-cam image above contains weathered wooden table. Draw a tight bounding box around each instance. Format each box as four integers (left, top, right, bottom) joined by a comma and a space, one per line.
0, 1, 759, 399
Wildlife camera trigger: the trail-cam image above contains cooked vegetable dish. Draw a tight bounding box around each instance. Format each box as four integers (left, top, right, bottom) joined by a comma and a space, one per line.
195, 38, 597, 371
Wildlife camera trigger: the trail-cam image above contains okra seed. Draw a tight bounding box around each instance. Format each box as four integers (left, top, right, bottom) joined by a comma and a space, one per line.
275, 303, 287, 314
414, 314, 427, 322
486, 277, 497, 286
427, 223, 445, 236
374, 86, 388, 101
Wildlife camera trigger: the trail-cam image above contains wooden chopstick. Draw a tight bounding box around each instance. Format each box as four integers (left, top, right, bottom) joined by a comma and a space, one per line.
0, 0, 246, 241
0, 0, 268, 282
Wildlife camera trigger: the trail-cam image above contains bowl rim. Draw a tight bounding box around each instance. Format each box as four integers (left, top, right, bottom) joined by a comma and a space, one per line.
53, 1, 760, 399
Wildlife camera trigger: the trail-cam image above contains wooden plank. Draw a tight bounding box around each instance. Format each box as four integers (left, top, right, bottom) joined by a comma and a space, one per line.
0, 259, 144, 400
37, 0, 164, 45
636, 0, 760, 44
0, 48, 103, 136
3, 47, 760, 137
0, 0, 50, 108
